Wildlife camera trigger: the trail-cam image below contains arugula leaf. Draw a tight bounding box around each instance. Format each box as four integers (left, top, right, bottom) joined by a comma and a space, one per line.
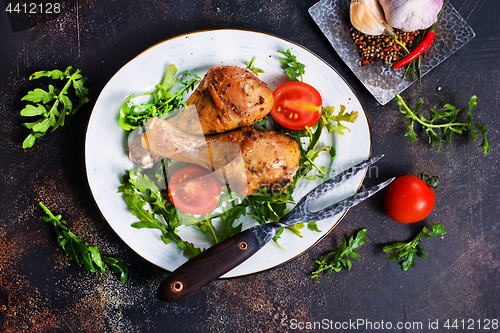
245, 192, 294, 224
272, 227, 286, 251
218, 204, 245, 241
118, 65, 200, 131
288, 223, 305, 238
307, 222, 322, 233
383, 223, 446, 271
395, 94, 490, 155
311, 229, 367, 281
182, 241, 203, 257
118, 170, 202, 256
127, 170, 168, 215
321, 105, 359, 135
39, 202, 129, 283
277, 49, 306, 82
102, 257, 129, 283
21, 66, 90, 148
284, 118, 330, 184
197, 219, 221, 245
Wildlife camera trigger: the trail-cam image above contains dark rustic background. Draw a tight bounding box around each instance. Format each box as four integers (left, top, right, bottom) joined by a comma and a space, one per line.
1, 0, 498, 332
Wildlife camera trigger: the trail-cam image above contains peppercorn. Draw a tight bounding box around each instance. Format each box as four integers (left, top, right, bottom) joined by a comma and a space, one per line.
350, 23, 421, 66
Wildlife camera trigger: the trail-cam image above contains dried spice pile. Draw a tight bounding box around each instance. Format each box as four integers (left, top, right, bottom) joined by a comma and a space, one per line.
349, 25, 420, 66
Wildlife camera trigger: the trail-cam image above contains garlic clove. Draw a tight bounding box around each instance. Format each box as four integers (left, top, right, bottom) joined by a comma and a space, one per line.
350, 0, 410, 53
350, 0, 387, 36
379, 0, 444, 32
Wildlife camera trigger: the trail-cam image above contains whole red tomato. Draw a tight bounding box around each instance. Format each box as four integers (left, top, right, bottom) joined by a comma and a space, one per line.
384, 174, 437, 224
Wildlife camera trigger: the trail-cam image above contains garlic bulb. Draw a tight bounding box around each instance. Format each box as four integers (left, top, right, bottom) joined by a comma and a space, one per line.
379, 0, 444, 32
350, 0, 387, 36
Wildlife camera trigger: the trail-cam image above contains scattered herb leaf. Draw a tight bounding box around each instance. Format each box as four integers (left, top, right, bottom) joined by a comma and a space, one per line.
277, 49, 306, 82
395, 94, 490, 155
307, 221, 322, 233
320, 105, 359, 135
246, 57, 265, 73
39, 202, 129, 283
21, 66, 90, 148
311, 229, 367, 281
288, 223, 305, 238
218, 202, 245, 241
383, 223, 446, 271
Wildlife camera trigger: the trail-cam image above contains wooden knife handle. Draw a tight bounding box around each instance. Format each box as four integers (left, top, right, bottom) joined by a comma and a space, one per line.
157, 229, 261, 302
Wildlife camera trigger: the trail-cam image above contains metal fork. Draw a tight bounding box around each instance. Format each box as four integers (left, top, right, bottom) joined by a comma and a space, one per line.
158, 154, 393, 301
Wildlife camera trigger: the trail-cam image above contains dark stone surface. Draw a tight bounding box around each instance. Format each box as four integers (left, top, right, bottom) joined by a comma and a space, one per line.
1, 0, 498, 332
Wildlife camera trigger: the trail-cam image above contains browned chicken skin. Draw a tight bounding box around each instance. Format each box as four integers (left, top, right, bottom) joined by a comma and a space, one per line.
142, 117, 300, 196
169, 65, 273, 135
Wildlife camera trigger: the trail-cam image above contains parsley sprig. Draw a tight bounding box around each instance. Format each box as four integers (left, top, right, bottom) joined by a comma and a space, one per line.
21, 66, 90, 148
395, 94, 490, 155
39, 202, 129, 283
311, 229, 367, 281
383, 223, 446, 271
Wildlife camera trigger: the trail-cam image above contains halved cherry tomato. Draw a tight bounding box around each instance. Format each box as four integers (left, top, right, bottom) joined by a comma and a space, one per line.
168, 166, 221, 215
384, 175, 435, 224
271, 81, 322, 130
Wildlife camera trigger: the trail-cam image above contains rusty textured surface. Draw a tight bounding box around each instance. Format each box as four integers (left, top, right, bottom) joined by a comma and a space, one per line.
1, 0, 499, 332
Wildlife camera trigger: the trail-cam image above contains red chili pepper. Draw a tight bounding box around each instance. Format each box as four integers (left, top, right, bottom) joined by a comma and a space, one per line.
392, 0, 448, 70
391, 30, 436, 69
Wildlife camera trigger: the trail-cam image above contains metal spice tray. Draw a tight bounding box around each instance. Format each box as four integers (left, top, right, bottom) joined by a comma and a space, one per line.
309, 0, 475, 105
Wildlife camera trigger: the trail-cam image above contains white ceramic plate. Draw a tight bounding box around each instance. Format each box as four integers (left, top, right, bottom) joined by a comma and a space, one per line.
85, 29, 371, 277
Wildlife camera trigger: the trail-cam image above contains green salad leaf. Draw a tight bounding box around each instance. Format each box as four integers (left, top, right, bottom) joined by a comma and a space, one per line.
311, 229, 367, 281
277, 49, 306, 82
383, 223, 446, 271
246, 57, 265, 73
395, 94, 490, 155
118, 64, 200, 131
39, 202, 129, 283
21, 66, 90, 148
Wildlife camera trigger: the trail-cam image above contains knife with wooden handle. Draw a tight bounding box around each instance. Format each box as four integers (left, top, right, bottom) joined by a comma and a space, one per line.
157, 228, 262, 301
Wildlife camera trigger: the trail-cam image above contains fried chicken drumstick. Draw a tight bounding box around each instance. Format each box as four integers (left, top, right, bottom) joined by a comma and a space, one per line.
142, 117, 300, 196
169, 65, 273, 135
